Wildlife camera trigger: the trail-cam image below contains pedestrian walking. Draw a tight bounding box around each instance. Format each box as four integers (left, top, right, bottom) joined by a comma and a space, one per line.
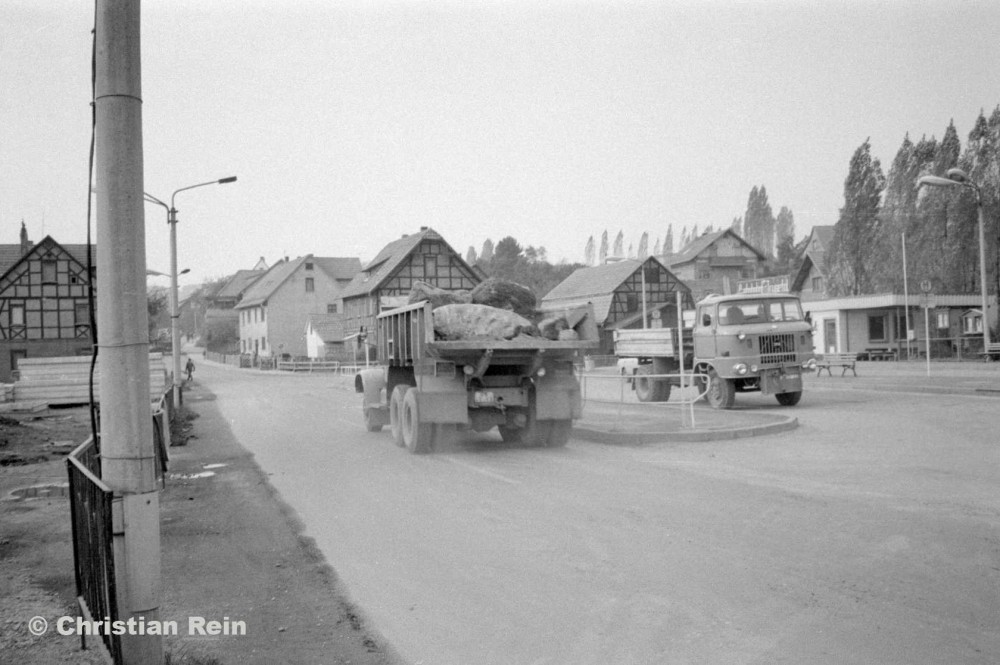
185, 357, 195, 382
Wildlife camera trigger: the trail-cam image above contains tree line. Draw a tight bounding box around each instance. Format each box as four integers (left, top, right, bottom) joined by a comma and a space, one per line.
826, 107, 1000, 302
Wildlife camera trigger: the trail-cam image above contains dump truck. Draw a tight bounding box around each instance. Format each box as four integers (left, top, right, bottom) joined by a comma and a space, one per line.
614, 292, 816, 409
355, 300, 599, 453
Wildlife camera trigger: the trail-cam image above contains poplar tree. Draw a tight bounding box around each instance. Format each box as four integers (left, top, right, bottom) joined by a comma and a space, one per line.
480, 238, 494, 264
584, 235, 595, 265
613, 230, 624, 258
599, 230, 609, 264
826, 139, 886, 296
466, 246, 478, 265
665, 225, 674, 255
637, 232, 649, 258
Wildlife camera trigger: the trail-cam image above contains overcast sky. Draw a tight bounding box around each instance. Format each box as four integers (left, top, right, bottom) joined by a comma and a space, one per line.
3, 1, 1000, 287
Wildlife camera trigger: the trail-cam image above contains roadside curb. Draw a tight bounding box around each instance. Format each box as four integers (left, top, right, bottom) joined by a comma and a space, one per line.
808, 379, 1000, 397
572, 414, 799, 445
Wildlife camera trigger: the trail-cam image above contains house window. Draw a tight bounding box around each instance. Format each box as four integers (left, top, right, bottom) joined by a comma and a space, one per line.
868, 314, 887, 342
305, 262, 314, 271
424, 255, 438, 279
305, 278, 315, 293
327, 304, 338, 314
963, 315, 983, 335
41, 260, 57, 283
697, 269, 711, 280
643, 267, 660, 284
625, 293, 638, 312
261, 337, 266, 351
936, 310, 949, 330
811, 276, 823, 291
11, 304, 25, 327
74, 303, 89, 326
260, 307, 265, 322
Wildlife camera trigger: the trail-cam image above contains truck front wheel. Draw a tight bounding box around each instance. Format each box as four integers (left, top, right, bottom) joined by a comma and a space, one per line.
704, 368, 736, 410
635, 366, 671, 402
775, 391, 802, 406
401, 389, 433, 454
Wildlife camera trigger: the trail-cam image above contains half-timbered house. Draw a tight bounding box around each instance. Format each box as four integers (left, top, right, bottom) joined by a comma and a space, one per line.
541, 257, 690, 354
340, 227, 481, 340
0, 229, 96, 382
663, 228, 765, 301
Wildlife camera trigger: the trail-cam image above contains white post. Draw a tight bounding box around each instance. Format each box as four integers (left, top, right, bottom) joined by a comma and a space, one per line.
169, 207, 181, 407
924, 303, 931, 377
95, 0, 162, 662
902, 231, 911, 359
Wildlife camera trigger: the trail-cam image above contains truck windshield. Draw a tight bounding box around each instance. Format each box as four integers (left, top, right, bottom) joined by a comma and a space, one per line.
719, 299, 804, 325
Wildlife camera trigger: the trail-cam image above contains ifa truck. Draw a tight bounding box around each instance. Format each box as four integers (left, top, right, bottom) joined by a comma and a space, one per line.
355, 300, 599, 453
614, 293, 816, 409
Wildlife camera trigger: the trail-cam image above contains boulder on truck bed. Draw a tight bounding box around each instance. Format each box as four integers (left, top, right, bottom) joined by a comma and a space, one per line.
469, 278, 537, 318
432, 304, 538, 341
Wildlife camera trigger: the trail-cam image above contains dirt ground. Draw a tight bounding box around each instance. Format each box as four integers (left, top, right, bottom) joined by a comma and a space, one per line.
0, 390, 403, 665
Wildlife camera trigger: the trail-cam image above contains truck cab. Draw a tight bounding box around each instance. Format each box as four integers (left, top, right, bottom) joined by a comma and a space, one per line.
693, 293, 816, 408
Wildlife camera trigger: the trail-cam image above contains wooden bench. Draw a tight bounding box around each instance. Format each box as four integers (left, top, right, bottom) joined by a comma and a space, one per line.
981, 342, 1000, 361
815, 353, 858, 377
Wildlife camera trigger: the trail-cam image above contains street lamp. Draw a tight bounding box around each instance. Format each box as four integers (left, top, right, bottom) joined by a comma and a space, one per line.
145, 176, 237, 406
147, 268, 190, 278
917, 168, 991, 351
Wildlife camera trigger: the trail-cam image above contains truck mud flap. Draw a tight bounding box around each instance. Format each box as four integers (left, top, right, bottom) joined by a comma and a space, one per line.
413, 390, 468, 424
535, 375, 582, 420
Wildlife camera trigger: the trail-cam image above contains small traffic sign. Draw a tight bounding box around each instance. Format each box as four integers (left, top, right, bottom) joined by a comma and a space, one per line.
919, 280, 933, 294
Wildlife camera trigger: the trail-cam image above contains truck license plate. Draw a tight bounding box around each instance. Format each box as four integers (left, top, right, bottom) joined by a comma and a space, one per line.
474, 391, 496, 404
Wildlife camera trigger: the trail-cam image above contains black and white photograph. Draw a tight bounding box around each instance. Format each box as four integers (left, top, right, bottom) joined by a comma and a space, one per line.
2, 1, 999, 664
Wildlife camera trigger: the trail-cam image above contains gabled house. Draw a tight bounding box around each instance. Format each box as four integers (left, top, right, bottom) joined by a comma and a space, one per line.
0, 225, 96, 381
663, 228, 765, 301
236, 254, 361, 359
340, 227, 481, 339
541, 257, 690, 354
790, 225, 835, 301
305, 314, 347, 360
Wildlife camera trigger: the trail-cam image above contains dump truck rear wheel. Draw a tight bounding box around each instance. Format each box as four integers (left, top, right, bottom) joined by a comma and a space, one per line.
390, 385, 409, 447
402, 389, 433, 454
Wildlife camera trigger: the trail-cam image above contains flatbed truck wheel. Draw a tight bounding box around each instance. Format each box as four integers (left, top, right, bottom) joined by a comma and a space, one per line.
401, 389, 433, 454
775, 390, 802, 406
634, 365, 671, 402
390, 385, 409, 447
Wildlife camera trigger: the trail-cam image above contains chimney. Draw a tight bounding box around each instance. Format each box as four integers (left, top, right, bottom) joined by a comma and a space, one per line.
19, 221, 29, 256
420, 226, 428, 231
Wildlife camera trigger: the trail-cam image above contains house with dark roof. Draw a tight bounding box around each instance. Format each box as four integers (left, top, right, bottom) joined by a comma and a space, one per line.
236, 254, 361, 359
790, 225, 835, 301
541, 257, 690, 354
0, 224, 97, 381
340, 227, 481, 339
662, 228, 765, 301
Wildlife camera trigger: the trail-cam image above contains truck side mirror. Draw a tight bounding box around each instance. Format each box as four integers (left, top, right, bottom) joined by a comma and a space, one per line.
702, 314, 712, 327
804, 313, 812, 324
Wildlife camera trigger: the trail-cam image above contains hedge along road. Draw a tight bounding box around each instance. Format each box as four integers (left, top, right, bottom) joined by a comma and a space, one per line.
198, 357, 1000, 665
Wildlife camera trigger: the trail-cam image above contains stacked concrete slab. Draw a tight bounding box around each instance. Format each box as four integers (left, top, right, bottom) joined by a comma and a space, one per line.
13, 354, 169, 406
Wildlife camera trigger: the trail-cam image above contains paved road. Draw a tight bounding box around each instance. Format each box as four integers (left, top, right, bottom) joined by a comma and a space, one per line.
198, 359, 1000, 665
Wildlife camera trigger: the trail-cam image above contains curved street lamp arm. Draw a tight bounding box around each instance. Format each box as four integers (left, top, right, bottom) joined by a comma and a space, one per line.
170, 176, 238, 208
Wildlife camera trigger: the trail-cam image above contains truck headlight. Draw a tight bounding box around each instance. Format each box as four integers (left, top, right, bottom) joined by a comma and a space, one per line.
750, 364, 759, 373
733, 363, 748, 375
737, 332, 746, 341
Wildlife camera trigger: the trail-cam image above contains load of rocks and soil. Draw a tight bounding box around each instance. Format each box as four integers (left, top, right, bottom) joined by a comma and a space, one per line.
410, 279, 579, 342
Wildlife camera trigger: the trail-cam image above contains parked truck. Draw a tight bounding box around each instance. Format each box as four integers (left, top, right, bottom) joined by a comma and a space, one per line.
614, 292, 816, 409
355, 300, 599, 453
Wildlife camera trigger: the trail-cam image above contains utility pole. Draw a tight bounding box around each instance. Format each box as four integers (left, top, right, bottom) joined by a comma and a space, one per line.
95, 1, 162, 663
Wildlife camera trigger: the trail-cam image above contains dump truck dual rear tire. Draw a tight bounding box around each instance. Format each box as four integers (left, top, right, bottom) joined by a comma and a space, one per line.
390, 385, 410, 447
634, 365, 671, 403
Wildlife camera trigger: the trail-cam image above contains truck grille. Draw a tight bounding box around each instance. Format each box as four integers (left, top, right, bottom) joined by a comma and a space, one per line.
758, 333, 796, 365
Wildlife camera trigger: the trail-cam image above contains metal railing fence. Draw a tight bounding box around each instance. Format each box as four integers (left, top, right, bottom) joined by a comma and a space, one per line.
66, 437, 121, 665
579, 370, 709, 430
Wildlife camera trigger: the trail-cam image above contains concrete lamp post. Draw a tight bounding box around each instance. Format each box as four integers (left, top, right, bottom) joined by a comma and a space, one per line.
916, 168, 991, 351
145, 176, 237, 406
